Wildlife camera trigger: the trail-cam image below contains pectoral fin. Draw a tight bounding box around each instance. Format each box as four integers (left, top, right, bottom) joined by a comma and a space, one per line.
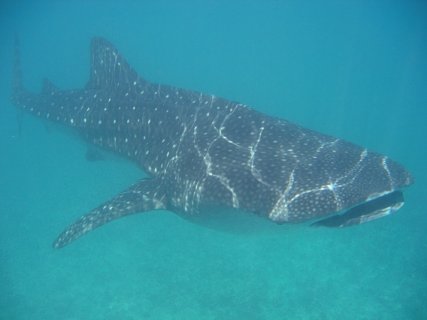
53, 178, 167, 248
85, 145, 106, 161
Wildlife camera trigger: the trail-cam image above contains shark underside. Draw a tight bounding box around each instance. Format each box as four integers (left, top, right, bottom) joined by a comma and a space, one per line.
11, 37, 413, 248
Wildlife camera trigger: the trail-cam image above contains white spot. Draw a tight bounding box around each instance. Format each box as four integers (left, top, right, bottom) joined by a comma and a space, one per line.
326, 183, 336, 191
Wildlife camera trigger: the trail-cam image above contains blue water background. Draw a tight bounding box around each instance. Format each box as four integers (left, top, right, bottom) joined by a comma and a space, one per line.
1, 1, 426, 319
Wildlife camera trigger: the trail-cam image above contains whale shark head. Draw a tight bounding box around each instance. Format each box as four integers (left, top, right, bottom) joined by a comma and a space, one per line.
267, 138, 413, 227
314, 153, 412, 227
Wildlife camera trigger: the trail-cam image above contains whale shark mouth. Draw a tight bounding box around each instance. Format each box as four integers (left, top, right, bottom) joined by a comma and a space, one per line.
312, 190, 404, 228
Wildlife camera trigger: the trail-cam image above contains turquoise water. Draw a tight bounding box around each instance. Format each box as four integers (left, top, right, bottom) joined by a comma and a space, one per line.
1, 1, 426, 319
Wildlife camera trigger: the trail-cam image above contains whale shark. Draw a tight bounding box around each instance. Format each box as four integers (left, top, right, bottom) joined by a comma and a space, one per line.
11, 37, 413, 248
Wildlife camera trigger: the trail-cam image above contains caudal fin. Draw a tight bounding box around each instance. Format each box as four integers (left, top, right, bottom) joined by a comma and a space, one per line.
12, 34, 23, 97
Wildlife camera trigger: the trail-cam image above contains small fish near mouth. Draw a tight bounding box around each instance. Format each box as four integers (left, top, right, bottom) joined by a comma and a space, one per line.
312, 190, 404, 228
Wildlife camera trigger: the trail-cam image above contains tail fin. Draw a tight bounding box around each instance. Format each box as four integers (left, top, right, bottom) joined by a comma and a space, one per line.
13, 34, 23, 94
12, 34, 24, 136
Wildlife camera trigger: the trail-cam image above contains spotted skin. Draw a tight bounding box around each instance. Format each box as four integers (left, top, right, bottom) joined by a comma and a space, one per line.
11, 38, 413, 248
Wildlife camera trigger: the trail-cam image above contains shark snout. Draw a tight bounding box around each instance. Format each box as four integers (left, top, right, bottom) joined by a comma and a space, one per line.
311, 153, 413, 228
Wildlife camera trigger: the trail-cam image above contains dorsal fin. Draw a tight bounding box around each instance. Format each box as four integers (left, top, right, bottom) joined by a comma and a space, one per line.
86, 37, 143, 89
42, 78, 59, 94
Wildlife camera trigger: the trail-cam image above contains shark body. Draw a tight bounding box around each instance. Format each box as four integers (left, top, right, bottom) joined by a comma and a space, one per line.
11, 38, 413, 248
